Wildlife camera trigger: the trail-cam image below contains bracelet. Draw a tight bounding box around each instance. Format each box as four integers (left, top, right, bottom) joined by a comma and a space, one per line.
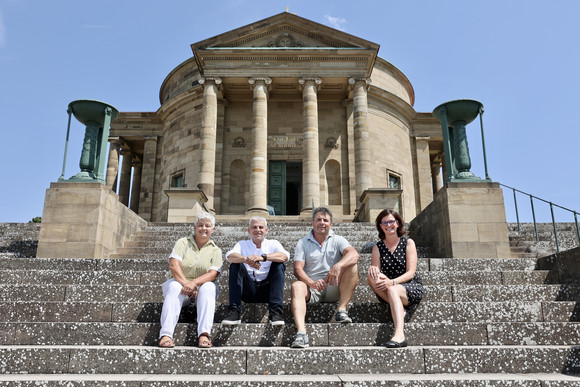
393, 279, 397, 286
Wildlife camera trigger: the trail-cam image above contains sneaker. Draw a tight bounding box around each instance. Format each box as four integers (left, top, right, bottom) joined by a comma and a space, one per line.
268, 311, 285, 326
335, 309, 352, 324
221, 309, 241, 325
291, 332, 309, 348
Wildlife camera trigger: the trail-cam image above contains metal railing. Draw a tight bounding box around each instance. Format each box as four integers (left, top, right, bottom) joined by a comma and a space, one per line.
499, 183, 580, 253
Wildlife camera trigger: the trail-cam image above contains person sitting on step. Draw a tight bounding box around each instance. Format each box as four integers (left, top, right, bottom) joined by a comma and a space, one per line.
221, 216, 290, 326
158, 211, 223, 349
290, 206, 360, 348
367, 209, 423, 348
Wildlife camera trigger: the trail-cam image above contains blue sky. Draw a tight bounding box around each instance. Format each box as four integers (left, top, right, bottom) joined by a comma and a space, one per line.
0, 0, 578, 223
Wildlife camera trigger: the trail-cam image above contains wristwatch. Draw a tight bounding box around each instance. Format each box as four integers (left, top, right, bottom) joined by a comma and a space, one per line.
261, 253, 268, 262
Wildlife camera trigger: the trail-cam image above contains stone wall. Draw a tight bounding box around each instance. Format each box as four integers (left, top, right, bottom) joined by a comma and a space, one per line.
409, 182, 511, 258
37, 182, 147, 258
537, 246, 580, 283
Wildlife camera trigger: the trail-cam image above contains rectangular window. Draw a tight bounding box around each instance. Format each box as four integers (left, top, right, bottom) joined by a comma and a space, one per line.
387, 170, 401, 189
171, 172, 184, 188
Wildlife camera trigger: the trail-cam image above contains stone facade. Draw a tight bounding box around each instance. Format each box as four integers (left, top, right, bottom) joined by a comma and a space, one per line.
107, 12, 443, 222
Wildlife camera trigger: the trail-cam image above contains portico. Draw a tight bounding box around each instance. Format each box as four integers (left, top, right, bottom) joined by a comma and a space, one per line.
104, 12, 445, 222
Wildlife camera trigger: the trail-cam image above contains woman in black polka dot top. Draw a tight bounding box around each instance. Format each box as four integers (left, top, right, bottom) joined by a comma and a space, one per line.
367, 209, 423, 348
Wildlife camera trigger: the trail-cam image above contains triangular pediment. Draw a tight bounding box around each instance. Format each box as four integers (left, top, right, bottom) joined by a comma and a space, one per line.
191, 13, 379, 78
191, 12, 379, 50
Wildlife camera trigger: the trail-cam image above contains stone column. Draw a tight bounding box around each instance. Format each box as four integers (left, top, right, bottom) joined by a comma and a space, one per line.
118, 148, 133, 206
431, 159, 443, 194
247, 77, 271, 214
349, 77, 372, 206
130, 159, 142, 213
106, 137, 121, 192
415, 136, 433, 211
198, 77, 222, 213
139, 137, 158, 222
299, 77, 322, 213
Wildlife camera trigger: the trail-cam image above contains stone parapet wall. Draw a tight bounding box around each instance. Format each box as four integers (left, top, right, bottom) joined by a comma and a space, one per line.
538, 246, 580, 284
36, 182, 147, 258
409, 182, 511, 258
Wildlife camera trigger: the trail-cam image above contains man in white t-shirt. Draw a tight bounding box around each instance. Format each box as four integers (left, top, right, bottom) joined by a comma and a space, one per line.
221, 216, 290, 326
290, 207, 359, 348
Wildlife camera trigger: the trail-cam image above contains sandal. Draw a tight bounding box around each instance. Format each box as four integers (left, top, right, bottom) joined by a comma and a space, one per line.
158, 336, 175, 348
198, 333, 212, 348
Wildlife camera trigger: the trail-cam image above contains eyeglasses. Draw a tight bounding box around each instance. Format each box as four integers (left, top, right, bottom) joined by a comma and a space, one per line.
381, 220, 397, 226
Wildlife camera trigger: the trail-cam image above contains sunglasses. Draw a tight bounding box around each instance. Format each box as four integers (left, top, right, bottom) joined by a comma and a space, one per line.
381, 220, 397, 226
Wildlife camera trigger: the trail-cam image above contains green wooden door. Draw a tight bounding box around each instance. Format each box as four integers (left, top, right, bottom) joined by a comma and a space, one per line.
268, 161, 286, 215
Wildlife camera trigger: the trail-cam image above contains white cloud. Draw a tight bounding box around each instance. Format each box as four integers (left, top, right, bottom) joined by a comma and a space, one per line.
324, 14, 346, 31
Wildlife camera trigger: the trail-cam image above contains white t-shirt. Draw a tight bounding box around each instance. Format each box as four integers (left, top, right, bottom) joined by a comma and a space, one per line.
226, 238, 290, 281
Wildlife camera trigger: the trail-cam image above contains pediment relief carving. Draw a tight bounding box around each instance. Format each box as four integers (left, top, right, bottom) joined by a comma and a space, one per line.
223, 26, 343, 48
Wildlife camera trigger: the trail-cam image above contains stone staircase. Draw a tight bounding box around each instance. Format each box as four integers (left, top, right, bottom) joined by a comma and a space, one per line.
1, 221, 579, 385
0, 223, 39, 259
508, 222, 580, 258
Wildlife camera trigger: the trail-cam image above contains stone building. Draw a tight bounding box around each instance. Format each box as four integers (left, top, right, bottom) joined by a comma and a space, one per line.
107, 12, 444, 222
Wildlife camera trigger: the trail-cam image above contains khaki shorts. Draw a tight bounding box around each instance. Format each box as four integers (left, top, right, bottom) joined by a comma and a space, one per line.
308, 284, 340, 304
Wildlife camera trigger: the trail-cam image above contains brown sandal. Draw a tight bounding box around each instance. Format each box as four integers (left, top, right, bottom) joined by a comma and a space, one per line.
158, 336, 175, 348
198, 333, 212, 348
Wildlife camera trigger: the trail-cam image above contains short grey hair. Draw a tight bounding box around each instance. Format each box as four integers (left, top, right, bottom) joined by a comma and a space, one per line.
249, 216, 268, 228
312, 206, 333, 223
194, 211, 215, 227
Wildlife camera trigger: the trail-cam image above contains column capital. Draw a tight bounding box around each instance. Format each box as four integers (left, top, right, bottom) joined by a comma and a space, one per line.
199, 77, 222, 86
348, 77, 372, 89
248, 77, 272, 88
108, 137, 121, 145
143, 136, 158, 143
415, 136, 431, 142
298, 77, 322, 91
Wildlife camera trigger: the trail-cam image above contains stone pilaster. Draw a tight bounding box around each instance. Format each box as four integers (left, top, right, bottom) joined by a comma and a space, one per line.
118, 147, 133, 206
130, 159, 142, 213
198, 77, 222, 213
213, 98, 227, 213
138, 137, 158, 222
349, 77, 372, 206
344, 99, 356, 215
106, 137, 120, 192
299, 77, 321, 213
415, 136, 433, 211
246, 77, 271, 214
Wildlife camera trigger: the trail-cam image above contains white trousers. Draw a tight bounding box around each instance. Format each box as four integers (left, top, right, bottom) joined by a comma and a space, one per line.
159, 279, 218, 339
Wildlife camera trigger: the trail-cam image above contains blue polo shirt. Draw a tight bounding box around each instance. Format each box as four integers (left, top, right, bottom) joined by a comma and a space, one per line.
293, 229, 351, 281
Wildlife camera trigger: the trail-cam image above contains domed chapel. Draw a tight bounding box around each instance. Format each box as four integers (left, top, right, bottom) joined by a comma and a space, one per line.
107, 12, 444, 223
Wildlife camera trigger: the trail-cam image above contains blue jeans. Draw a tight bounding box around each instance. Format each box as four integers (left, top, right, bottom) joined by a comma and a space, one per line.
228, 261, 285, 314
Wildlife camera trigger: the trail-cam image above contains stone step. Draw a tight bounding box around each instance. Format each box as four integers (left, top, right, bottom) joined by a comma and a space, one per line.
0, 345, 578, 375
1, 373, 579, 386
2, 283, 577, 304
48, 255, 539, 272
2, 301, 577, 323
2, 321, 579, 347
0, 268, 557, 286
0, 257, 545, 280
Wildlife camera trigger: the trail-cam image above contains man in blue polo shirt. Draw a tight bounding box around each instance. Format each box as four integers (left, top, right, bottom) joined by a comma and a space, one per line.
290, 207, 359, 348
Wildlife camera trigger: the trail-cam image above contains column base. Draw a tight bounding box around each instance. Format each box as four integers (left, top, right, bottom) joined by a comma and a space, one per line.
245, 207, 269, 215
